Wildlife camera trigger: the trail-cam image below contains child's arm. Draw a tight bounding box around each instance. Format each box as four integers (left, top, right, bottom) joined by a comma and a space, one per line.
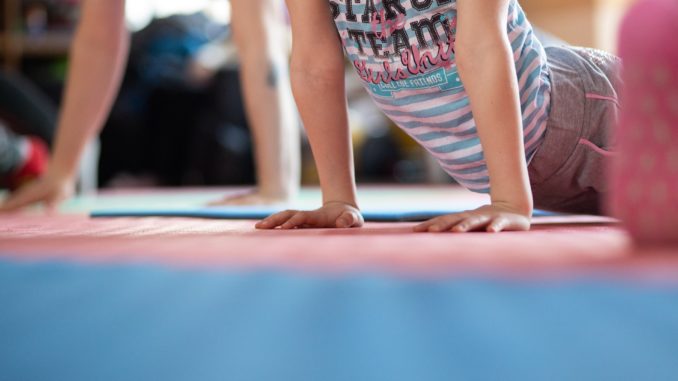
415, 0, 532, 233
0, 0, 128, 211
210, 0, 301, 206
256, 0, 363, 229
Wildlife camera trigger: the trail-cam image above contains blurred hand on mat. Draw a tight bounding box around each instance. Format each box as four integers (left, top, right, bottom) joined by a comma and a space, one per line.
256, 201, 363, 229
208, 189, 293, 206
0, 170, 75, 213
413, 204, 531, 233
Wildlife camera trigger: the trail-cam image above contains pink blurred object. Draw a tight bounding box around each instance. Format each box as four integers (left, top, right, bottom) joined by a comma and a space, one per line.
610, 0, 678, 245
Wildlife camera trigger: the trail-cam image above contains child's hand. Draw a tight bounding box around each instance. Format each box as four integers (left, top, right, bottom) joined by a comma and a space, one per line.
208, 190, 291, 206
256, 201, 363, 230
414, 204, 531, 233
0, 171, 75, 213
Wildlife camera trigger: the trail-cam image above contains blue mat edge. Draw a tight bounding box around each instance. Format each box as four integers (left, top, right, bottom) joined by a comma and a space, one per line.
90, 208, 558, 222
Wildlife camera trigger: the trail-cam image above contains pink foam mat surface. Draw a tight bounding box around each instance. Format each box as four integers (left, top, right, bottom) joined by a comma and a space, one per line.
1, 212, 677, 280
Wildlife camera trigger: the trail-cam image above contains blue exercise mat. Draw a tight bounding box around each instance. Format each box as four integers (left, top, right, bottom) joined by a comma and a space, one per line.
91, 206, 557, 222
1, 258, 677, 381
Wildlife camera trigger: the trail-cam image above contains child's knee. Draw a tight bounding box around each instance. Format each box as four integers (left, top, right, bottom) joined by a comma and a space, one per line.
609, 0, 678, 244
619, 0, 678, 59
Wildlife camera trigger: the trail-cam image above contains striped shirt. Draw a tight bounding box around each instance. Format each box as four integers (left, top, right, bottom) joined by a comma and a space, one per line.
329, 0, 551, 193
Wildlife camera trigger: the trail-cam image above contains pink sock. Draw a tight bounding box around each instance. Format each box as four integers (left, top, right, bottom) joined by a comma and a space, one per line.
610, 0, 678, 245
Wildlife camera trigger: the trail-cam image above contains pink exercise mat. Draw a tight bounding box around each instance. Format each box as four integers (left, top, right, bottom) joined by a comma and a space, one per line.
1, 212, 676, 280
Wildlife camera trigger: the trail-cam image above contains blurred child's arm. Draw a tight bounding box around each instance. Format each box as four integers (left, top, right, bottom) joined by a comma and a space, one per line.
415, 0, 532, 233
256, 0, 363, 229
211, 0, 301, 206
1, 0, 128, 211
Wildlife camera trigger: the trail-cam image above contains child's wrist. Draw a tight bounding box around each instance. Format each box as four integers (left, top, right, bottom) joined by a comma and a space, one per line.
258, 183, 298, 200
490, 187, 533, 215
323, 200, 359, 210
48, 160, 77, 182
490, 199, 533, 217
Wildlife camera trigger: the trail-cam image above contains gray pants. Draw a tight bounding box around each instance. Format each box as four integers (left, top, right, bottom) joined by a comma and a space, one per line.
528, 46, 622, 215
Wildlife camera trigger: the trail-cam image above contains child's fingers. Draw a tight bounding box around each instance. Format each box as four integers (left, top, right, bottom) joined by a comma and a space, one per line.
45, 196, 62, 215
207, 193, 247, 206
487, 215, 530, 232
414, 210, 530, 234
335, 210, 363, 228
0, 184, 46, 213
413, 217, 443, 232
413, 216, 446, 232
281, 211, 315, 229
487, 216, 510, 233
209, 195, 251, 206
255, 210, 298, 229
452, 215, 492, 232
414, 214, 466, 232
412, 222, 430, 232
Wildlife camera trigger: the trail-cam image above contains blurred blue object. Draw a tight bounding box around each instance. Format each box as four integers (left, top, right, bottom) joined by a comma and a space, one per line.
1, 259, 677, 381
131, 12, 228, 86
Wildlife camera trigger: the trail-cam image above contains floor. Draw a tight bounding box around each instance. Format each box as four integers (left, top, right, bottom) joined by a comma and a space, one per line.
1, 186, 677, 380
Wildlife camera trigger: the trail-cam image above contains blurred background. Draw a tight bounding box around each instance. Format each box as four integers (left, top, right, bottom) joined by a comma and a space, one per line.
0, 0, 636, 193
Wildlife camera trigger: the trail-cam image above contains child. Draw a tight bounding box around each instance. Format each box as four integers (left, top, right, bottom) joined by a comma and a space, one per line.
0, 0, 299, 211
257, 0, 621, 232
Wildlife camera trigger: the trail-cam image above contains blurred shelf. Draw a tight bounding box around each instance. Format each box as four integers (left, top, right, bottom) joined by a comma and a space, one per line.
1, 31, 72, 70
17, 32, 73, 56
0, 32, 9, 56
2, 0, 75, 71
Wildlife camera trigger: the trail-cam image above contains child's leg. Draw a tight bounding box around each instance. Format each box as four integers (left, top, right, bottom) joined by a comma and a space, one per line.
528, 46, 621, 215
610, 0, 678, 244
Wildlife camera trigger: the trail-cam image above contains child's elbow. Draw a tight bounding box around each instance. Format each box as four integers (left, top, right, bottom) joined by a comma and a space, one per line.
454, 39, 482, 73
290, 54, 343, 86
455, 55, 478, 77
455, 36, 509, 73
